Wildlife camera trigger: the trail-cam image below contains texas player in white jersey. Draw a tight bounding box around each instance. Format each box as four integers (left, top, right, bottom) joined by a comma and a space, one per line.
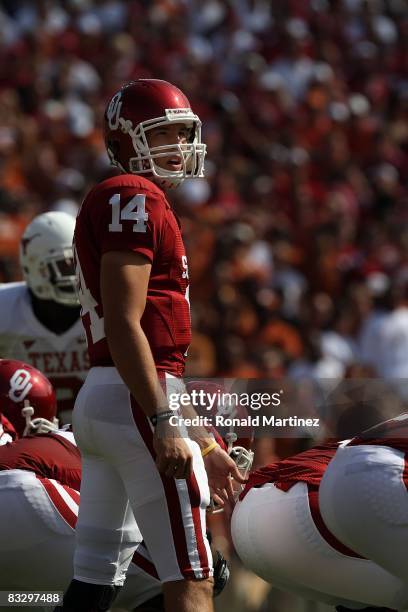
0, 211, 88, 423
232, 417, 408, 611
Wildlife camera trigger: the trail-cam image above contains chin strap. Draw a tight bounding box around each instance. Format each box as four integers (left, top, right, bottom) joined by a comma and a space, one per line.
22, 401, 59, 437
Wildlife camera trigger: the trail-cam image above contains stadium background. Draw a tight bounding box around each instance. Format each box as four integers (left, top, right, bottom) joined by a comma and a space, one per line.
0, 1, 407, 610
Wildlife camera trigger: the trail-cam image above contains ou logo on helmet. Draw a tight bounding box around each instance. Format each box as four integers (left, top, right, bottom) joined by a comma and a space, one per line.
106, 92, 123, 131
8, 370, 33, 403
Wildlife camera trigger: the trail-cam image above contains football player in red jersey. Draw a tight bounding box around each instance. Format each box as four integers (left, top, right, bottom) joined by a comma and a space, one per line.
231, 416, 408, 611
62, 79, 245, 612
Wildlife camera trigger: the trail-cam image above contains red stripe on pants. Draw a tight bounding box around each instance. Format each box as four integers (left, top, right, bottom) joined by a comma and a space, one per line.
130, 395, 210, 579
308, 486, 364, 559
131, 546, 160, 580
37, 476, 79, 529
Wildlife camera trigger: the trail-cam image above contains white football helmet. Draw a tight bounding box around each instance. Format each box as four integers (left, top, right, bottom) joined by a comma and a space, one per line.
20, 212, 79, 307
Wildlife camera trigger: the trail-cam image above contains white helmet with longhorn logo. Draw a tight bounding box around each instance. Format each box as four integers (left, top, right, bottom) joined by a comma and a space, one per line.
20, 212, 78, 307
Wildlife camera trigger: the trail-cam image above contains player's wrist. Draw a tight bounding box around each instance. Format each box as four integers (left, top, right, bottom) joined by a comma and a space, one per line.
149, 409, 178, 427
150, 409, 184, 439
190, 435, 215, 451
201, 440, 219, 457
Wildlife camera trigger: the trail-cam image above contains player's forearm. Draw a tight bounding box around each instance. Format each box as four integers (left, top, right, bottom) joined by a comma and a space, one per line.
105, 318, 168, 418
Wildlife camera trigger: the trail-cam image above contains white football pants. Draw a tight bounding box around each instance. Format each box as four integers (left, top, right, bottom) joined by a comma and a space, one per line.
231, 480, 408, 610
320, 443, 408, 585
72, 367, 212, 586
0, 469, 161, 610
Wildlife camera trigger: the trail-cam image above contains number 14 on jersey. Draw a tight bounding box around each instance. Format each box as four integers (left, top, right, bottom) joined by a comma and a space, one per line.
109, 193, 148, 233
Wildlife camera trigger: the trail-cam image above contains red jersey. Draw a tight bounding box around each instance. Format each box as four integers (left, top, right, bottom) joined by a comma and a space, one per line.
240, 440, 364, 558
74, 175, 191, 376
0, 412, 17, 443
242, 414, 408, 502
0, 430, 81, 490
241, 441, 340, 500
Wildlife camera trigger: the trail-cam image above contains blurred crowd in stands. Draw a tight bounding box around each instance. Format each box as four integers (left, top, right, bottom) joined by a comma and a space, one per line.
0, 0, 407, 388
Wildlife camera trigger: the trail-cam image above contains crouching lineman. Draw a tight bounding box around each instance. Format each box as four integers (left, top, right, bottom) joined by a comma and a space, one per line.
0, 211, 88, 423
231, 416, 408, 612
0, 359, 230, 611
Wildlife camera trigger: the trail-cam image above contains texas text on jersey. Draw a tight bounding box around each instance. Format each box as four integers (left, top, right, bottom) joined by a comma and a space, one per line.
74, 173, 191, 376
0, 283, 88, 415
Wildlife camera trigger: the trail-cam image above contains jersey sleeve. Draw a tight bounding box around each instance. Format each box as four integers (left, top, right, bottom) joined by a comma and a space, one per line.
92, 185, 166, 263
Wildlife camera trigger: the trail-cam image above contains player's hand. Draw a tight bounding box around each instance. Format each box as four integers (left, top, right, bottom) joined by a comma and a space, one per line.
153, 424, 193, 479
203, 445, 247, 506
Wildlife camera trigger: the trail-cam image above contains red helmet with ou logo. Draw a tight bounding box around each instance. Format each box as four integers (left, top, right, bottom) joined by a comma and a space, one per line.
104, 79, 206, 189
0, 359, 58, 437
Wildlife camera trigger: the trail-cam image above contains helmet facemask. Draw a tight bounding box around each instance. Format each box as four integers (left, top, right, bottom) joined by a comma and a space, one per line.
20, 212, 79, 308
44, 248, 78, 307
226, 432, 255, 500
23, 247, 79, 307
